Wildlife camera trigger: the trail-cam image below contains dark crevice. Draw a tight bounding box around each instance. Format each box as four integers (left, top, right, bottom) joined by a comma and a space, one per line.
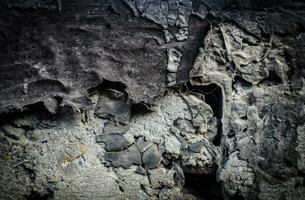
183, 173, 223, 200
213, 119, 223, 146
234, 76, 253, 87
287, 67, 295, 81
0, 101, 58, 126
258, 70, 283, 86
229, 193, 245, 200
113, 0, 138, 17
106, 4, 119, 15
223, 145, 230, 159
228, 130, 236, 138
88, 79, 127, 94
182, 163, 218, 175
130, 103, 152, 118
26, 190, 53, 200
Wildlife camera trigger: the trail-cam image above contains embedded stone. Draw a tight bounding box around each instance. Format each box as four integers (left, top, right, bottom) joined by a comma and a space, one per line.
136, 137, 153, 153
95, 89, 131, 124
135, 166, 147, 176
142, 144, 162, 169
104, 144, 142, 168
43, 97, 58, 114
96, 133, 131, 152
167, 48, 182, 73
103, 122, 129, 135
0, 124, 25, 140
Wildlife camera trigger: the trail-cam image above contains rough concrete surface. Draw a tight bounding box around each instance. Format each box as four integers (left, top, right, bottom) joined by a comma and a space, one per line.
0, 0, 305, 199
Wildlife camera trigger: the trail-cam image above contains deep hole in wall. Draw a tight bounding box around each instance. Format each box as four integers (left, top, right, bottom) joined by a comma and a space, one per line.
183, 173, 223, 200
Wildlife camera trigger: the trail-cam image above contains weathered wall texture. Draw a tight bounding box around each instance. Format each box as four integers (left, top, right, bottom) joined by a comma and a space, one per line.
0, 0, 305, 199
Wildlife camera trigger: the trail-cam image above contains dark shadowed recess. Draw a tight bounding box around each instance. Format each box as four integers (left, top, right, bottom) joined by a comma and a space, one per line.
229, 193, 245, 200
26, 191, 53, 200
130, 102, 152, 118
183, 173, 223, 200
227, 0, 293, 9
88, 79, 127, 95
258, 71, 283, 86
0, 101, 55, 125
0, 97, 76, 130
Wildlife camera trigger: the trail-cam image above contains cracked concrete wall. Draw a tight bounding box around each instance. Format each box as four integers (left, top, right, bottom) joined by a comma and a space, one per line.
0, 0, 305, 199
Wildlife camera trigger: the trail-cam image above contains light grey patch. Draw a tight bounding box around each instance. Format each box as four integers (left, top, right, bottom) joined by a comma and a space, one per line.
43, 97, 59, 114
167, 48, 182, 73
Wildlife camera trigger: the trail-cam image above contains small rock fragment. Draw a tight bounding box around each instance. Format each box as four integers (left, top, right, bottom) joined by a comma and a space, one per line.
43, 97, 58, 114
175, 28, 188, 41
96, 133, 132, 151
167, 72, 176, 82
167, 48, 182, 73
103, 121, 129, 134
104, 144, 142, 168
159, 187, 182, 199
231, 101, 248, 119
172, 164, 185, 188
167, 73, 177, 87
296, 125, 305, 172
163, 30, 174, 43
0, 124, 25, 140
166, 48, 181, 87
164, 134, 181, 158
148, 168, 175, 188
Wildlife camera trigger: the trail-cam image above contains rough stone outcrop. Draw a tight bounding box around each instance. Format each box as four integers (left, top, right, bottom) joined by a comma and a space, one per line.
1, 0, 305, 199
